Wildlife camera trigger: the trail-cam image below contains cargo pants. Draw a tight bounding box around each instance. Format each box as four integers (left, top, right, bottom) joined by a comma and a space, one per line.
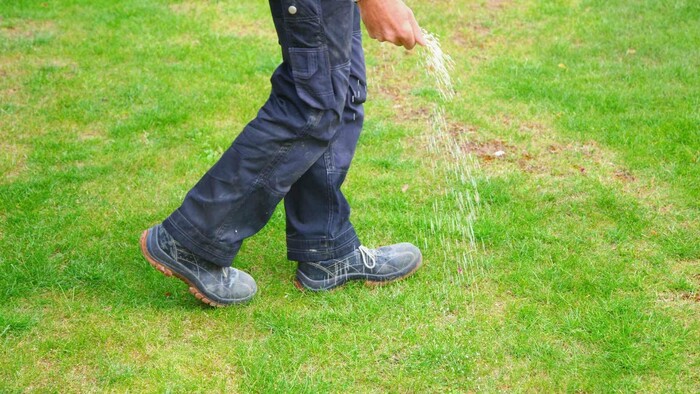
163, 0, 366, 266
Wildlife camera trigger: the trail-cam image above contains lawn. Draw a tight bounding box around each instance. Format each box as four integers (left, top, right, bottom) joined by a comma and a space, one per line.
1, 0, 698, 392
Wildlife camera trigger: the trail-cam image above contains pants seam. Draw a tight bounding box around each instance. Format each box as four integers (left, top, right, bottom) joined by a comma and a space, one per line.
324, 149, 334, 239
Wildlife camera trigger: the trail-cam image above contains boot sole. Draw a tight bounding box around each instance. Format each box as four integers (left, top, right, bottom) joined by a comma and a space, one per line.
294, 257, 423, 292
140, 230, 225, 308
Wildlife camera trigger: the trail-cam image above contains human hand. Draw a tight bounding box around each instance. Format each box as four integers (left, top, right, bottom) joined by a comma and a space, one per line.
357, 0, 426, 49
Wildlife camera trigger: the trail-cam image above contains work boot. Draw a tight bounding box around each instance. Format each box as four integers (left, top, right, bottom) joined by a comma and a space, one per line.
295, 244, 422, 291
140, 224, 257, 306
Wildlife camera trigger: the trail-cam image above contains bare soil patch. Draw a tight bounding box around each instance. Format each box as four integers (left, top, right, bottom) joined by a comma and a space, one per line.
460, 139, 513, 160
613, 168, 636, 183
658, 291, 700, 304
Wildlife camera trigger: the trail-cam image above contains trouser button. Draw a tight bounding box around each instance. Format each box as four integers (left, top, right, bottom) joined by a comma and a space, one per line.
288, 5, 297, 14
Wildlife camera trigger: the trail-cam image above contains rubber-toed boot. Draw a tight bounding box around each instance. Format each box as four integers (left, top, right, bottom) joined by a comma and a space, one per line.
295, 243, 422, 291
140, 224, 257, 306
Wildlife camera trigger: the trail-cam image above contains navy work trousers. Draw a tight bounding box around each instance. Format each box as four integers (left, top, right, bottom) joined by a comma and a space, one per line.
163, 0, 366, 267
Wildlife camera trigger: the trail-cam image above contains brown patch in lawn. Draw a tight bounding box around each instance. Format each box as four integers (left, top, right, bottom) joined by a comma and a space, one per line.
447, 121, 479, 137
470, 23, 492, 36
375, 83, 403, 103
391, 104, 433, 125
460, 139, 514, 160
517, 121, 550, 136
0, 56, 22, 74
0, 86, 22, 104
488, 116, 623, 177
657, 260, 700, 308
0, 142, 29, 182
658, 291, 700, 304
486, 0, 511, 10
370, 57, 423, 120
681, 292, 700, 302
501, 115, 700, 225
0, 19, 55, 39
371, 60, 413, 100
452, 24, 494, 49
469, 114, 672, 188
76, 128, 107, 142
169, 1, 210, 15
613, 168, 636, 183
516, 152, 548, 174
671, 260, 700, 285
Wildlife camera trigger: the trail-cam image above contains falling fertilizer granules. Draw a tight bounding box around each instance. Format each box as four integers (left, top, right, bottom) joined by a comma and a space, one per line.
421, 30, 456, 101
418, 30, 484, 303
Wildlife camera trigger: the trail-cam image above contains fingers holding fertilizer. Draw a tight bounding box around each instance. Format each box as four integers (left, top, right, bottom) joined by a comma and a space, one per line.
411, 15, 426, 47
358, 0, 425, 50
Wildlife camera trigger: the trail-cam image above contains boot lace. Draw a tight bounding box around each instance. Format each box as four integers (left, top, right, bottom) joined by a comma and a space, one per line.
358, 246, 377, 269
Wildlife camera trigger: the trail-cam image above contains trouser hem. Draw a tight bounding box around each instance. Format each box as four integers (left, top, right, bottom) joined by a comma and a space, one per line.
286, 226, 360, 262
163, 210, 238, 267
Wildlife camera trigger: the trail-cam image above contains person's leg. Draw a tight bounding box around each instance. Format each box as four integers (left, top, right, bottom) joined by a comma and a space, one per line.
284, 8, 366, 262
285, 7, 423, 291
141, 0, 358, 305
161, 0, 356, 267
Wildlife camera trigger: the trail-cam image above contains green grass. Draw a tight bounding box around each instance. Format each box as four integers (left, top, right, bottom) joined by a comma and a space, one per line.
1, 0, 698, 391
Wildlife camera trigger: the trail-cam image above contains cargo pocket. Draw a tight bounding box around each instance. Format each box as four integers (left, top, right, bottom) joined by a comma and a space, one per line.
348, 75, 367, 106
289, 47, 336, 110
